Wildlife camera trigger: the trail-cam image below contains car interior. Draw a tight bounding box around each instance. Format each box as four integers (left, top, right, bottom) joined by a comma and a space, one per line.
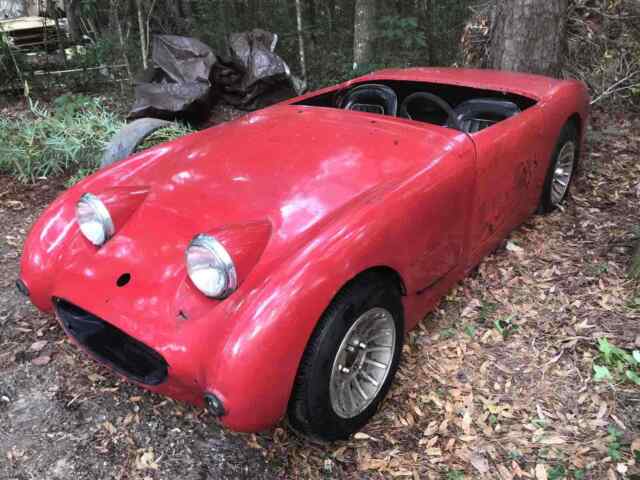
293, 80, 538, 134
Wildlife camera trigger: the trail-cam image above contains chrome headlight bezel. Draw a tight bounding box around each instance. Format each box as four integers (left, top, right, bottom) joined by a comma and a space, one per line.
76, 193, 115, 246
186, 234, 238, 299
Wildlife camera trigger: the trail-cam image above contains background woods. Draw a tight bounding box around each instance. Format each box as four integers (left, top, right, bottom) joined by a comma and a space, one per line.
1, 1, 640, 479
2, 0, 638, 102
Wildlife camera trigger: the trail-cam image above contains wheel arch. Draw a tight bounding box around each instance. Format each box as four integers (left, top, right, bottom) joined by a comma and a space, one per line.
344, 265, 407, 297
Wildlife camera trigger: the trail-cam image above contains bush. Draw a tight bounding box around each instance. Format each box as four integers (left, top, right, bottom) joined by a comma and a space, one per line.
0, 94, 124, 183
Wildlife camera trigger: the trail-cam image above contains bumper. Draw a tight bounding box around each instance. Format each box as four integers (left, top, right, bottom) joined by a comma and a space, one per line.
52, 296, 211, 411
55, 298, 168, 385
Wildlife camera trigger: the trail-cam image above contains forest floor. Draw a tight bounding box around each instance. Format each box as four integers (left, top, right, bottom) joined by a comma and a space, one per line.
0, 108, 639, 480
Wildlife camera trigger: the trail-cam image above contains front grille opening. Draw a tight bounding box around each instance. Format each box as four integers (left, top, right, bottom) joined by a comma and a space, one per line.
54, 298, 168, 385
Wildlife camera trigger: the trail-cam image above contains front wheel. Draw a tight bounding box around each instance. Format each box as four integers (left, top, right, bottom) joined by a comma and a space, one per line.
539, 122, 579, 212
287, 273, 404, 441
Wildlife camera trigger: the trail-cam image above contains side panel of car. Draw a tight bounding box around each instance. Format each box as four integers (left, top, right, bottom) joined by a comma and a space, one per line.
464, 105, 546, 268
207, 138, 477, 432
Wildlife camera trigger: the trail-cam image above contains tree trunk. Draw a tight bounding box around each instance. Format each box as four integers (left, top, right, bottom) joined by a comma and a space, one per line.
295, 0, 307, 80
631, 240, 640, 280
135, 0, 148, 70
110, 0, 132, 80
63, 0, 81, 42
489, 0, 568, 77
423, 0, 436, 65
353, 0, 376, 70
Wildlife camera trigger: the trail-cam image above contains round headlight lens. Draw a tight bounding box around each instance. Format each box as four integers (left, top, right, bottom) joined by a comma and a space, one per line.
186, 234, 237, 299
76, 193, 115, 246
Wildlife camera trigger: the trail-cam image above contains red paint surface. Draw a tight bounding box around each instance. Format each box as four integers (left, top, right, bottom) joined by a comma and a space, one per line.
20, 68, 589, 432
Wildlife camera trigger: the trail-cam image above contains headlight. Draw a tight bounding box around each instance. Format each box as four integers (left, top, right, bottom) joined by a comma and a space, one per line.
186, 234, 238, 299
76, 193, 115, 246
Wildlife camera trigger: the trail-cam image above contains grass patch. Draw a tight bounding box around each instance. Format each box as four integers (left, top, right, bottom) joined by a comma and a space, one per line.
0, 94, 123, 183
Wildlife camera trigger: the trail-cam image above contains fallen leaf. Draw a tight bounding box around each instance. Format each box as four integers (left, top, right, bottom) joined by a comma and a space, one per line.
497, 464, 513, 480
506, 241, 524, 255
470, 453, 489, 473
29, 340, 47, 352
535, 464, 548, 480
135, 449, 159, 470
31, 355, 50, 366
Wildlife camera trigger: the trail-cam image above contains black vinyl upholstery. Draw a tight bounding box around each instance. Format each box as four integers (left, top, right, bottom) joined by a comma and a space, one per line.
453, 98, 521, 133
340, 84, 398, 116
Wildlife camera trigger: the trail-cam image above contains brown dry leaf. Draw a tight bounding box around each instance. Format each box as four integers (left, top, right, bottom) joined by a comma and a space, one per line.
31, 355, 51, 366
135, 449, 159, 470
103, 421, 116, 434
470, 453, 489, 474
538, 435, 566, 445
359, 456, 388, 471
535, 464, 548, 480
425, 447, 441, 456
497, 464, 513, 480
29, 340, 47, 352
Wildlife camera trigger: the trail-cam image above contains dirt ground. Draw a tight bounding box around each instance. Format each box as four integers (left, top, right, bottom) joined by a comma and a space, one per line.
1, 109, 639, 480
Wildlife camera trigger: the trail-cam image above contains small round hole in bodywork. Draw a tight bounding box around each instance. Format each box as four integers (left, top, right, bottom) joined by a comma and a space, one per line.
117, 273, 131, 287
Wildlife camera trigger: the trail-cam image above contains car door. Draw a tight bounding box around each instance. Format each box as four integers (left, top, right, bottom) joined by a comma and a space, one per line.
465, 107, 544, 268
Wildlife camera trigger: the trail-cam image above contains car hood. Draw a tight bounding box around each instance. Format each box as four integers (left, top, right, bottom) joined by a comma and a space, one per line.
31, 105, 470, 336
99, 105, 465, 246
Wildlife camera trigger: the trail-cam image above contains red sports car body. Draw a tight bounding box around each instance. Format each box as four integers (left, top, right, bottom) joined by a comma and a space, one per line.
19, 68, 589, 436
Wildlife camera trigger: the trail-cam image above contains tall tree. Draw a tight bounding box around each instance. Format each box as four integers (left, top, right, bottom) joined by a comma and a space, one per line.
295, 0, 307, 80
135, 0, 148, 70
353, 0, 376, 70
489, 0, 568, 77
62, 0, 81, 42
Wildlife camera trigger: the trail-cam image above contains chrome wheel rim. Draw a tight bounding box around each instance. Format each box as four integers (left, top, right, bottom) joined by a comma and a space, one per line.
329, 307, 396, 419
551, 141, 576, 206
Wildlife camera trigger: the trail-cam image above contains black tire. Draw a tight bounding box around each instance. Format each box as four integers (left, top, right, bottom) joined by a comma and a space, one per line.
101, 118, 172, 168
287, 272, 404, 441
539, 122, 579, 213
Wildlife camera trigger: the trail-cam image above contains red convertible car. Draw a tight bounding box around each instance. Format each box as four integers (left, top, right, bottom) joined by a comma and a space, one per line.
18, 68, 589, 440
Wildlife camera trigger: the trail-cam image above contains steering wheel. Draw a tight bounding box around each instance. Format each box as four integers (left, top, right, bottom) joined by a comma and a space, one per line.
399, 92, 463, 131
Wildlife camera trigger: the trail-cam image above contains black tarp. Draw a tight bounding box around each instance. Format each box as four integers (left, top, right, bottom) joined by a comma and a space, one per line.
128, 30, 304, 122
129, 35, 217, 121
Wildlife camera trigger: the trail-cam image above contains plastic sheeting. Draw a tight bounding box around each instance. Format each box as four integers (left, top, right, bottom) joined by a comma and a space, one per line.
128, 30, 304, 122
129, 35, 217, 121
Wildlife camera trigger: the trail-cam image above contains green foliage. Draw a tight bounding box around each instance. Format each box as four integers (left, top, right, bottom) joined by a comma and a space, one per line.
494, 315, 519, 338
592, 338, 640, 386
607, 425, 624, 461
463, 324, 476, 337
440, 327, 457, 339
0, 95, 123, 183
137, 123, 195, 151
445, 469, 465, 480
548, 465, 566, 480
478, 301, 498, 323
378, 16, 426, 50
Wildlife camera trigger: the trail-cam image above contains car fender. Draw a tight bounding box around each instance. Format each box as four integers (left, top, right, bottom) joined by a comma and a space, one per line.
208, 143, 475, 432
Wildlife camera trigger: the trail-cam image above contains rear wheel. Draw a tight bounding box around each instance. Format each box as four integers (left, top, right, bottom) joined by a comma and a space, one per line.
540, 122, 579, 212
288, 273, 404, 441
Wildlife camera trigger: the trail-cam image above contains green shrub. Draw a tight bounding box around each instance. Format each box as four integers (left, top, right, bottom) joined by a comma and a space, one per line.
592, 338, 640, 386
0, 94, 124, 183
